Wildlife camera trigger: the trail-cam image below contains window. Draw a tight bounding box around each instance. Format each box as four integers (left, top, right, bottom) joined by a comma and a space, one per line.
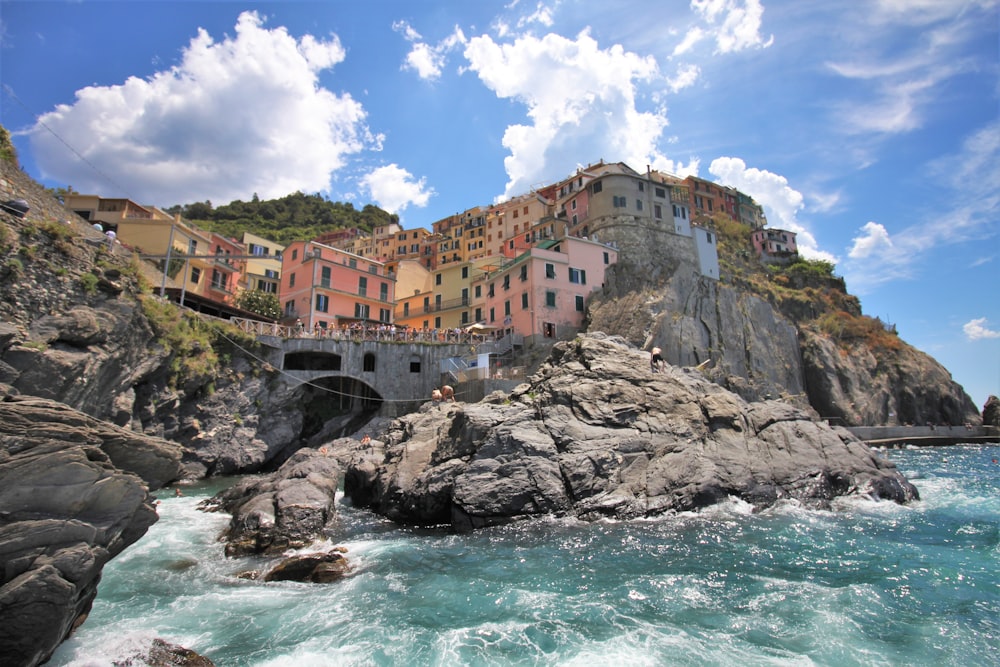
403, 302, 410, 316
349, 258, 357, 269
321, 266, 331, 288
488, 283, 495, 298
592, 181, 603, 194
522, 292, 529, 309
489, 307, 495, 322
264, 269, 278, 279
359, 276, 368, 296
462, 266, 468, 279
380, 308, 391, 322
706, 232, 714, 244
613, 196, 627, 208
568, 268, 586, 285
513, 209, 519, 219
545, 291, 556, 308
355, 303, 370, 319
503, 275, 510, 290
434, 316, 441, 328
363, 353, 376, 372
604, 251, 610, 265
523, 206, 528, 215
474, 285, 481, 298
188, 240, 198, 254
284, 300, 295, 316
520, 265, 528, 281
435, 294, 442, 308
654, 204, 662, 219
575, 295, 585, 312
707, 200, 713, 212
435, 273, 442, 285
638, 181, 644, 192
410, 358, 421, 373
636, 199, 643, 211
504, 301, 511, 316
315, 294, 329, 312
380, 283, 389, 301
292, 249, 298, 260
655, 187, 666, 198
461, 311, 469, 324
190, 267, 201, 284
258, 280, 277, 293
545, 263, 556, 279
475, 307, 482, 322
571, 199, 577, 210
210, 269, 225, 290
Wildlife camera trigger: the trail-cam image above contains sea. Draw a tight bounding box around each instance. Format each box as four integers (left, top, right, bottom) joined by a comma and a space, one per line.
49, 444, 999, 667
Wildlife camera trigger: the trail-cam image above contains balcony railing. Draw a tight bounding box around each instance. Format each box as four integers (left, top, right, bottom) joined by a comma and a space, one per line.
423, 296, 470, 313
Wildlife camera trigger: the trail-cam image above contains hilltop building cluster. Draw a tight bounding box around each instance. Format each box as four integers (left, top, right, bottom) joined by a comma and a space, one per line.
65, 161, 796, 344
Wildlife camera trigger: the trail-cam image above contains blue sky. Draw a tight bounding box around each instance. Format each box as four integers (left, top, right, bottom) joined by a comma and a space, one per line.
1, 0, 998, 408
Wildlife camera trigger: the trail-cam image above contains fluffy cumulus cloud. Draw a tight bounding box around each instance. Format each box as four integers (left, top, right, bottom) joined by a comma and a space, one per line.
395, 21, 467, 81
360, 164, 434, 214
848, 221, 893, 259
686, 0, 774, 54
463, 29, 679, 199
708, 157, 834, 262
963, 318, 1000, 341
27, 11, 376, 206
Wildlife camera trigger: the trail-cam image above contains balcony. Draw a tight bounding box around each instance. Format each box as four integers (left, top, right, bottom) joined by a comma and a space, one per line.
423, 296, 470, 313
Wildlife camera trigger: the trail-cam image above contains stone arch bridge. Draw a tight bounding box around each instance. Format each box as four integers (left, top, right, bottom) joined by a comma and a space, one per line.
240, 320, 503, 418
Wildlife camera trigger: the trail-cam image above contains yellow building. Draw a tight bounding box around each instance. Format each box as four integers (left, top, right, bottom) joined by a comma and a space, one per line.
241, 232, 284, 296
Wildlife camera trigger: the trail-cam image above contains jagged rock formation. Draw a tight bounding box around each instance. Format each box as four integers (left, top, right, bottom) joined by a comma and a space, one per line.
0, 391, 183, 667
200, 449, 341, 557
585, 216, 980, 427
344, 334, 918, 530
983, 396, 1000, 428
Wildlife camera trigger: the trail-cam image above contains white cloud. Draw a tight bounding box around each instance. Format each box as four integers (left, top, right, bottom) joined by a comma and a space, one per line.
963, 317, 1000, 341
689, 0, 774, 54
517, 2, 557, 29
463, 29, 674, 199
825, 3, 994, 137
360, 164, 434, 214
666, 63, 701, 92
396, 21, 467, 81
27, 11, 375, 207
848, 222, 893, 259
672, 27, 705, 57
840, 121, 999, 292
708, 157, 836, 263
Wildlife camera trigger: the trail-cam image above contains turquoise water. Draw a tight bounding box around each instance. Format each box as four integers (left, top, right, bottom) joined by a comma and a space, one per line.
50, 445, 999, 666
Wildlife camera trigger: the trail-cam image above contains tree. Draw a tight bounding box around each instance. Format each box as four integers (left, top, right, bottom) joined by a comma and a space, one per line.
234, 289, 281, 320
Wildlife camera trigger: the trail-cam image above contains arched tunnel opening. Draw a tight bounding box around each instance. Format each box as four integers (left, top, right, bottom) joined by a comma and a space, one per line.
299, 375, 382, 445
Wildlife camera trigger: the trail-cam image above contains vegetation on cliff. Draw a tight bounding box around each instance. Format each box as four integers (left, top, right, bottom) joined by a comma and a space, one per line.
711, 215, 901, 353
165, 191, 397, 245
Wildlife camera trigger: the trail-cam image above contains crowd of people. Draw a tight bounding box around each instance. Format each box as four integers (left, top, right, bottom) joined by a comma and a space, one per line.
287, 319, 501, 345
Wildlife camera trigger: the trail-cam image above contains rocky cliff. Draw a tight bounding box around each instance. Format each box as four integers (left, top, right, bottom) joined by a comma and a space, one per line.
344, 333, 918, 530
0, 391, 183, 667
584, 215, 980, 427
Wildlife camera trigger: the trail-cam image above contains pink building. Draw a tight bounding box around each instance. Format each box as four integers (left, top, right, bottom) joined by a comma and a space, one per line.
482, 236, 618, 342
750, 228, 798, 258
204, 232, 246, 306
280, 240, 396, 331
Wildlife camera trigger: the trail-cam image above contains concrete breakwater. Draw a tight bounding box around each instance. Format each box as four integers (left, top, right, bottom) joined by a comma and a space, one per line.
848, 425, 1000, 447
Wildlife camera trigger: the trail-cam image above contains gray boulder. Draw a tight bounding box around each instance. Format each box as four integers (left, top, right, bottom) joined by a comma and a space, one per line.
0, 391, 183, 667
345, 333, 918, 531
201, 449, 340, 557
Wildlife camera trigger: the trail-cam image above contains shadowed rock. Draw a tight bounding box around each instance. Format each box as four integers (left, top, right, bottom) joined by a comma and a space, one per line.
0, 391, 183, 667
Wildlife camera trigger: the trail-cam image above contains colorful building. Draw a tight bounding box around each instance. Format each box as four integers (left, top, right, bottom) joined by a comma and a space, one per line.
242, 232, 284, 296
751, 228, 798, 259
481, 236, 618, 343
279, 240, 395, 331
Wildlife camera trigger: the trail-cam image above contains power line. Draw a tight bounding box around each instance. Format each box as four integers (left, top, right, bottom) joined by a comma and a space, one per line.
2, 84, 134, 199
